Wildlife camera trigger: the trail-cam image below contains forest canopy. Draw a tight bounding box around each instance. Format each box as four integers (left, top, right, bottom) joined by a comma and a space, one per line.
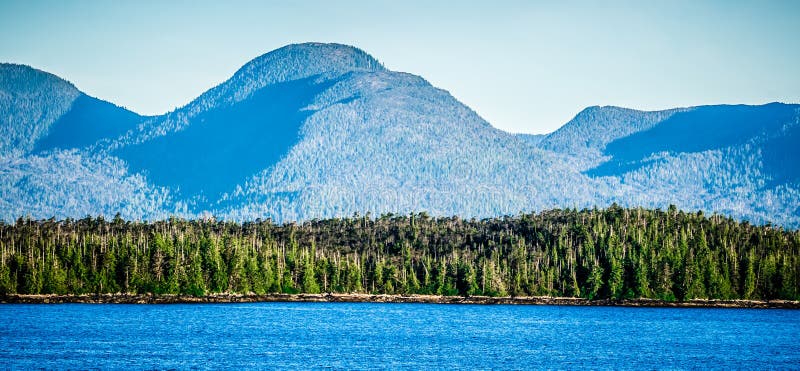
1, 205, 798, 301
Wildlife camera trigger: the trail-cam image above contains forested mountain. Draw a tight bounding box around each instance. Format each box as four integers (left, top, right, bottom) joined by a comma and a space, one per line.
0, 64, 81, 157
539, 105, 685, 161
1, 43, 798, 227
542, 103, 800, 227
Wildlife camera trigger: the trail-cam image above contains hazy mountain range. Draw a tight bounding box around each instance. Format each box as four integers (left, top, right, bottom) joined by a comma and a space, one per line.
1, 43, 798, 227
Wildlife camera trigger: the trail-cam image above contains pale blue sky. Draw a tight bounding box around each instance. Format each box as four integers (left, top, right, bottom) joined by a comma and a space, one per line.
1, 0, 798, 133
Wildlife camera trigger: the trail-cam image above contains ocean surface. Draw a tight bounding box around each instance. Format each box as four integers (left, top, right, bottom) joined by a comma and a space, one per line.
1, 303, 798, 369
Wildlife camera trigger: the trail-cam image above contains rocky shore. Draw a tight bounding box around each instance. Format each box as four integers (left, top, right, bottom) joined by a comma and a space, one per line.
2, 293, 799, 308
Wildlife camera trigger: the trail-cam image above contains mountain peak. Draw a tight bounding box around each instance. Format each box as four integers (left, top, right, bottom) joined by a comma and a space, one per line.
539, 105, 684, 155
234, 42, 384, 85
169, 43, 385, 122
574, 105, 643, 118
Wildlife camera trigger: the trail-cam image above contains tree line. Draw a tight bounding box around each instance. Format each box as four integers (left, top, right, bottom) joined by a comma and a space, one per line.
0, 205, 798, 301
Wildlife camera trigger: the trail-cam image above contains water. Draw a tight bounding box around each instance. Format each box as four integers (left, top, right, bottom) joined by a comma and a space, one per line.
1, 303, 798, 369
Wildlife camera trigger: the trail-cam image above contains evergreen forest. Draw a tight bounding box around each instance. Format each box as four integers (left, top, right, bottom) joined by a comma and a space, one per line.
1, 206, 798, 301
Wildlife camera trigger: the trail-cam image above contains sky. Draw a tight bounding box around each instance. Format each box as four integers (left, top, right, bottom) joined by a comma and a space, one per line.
1, 1, 798, 134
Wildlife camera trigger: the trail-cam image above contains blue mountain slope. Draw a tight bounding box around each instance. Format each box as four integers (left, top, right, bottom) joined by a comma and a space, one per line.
516, 133, 547, 147
762, 122, 800, 185
112, 43, 384, 148
538, 106, 683, 155
0, 150, 174, 220
108, 43, 385, 204
34, 94, 143, 153
219, 69, 583, 221
116, 76, 339, 201
0, 64, 80, 156
587, 103, 799, 179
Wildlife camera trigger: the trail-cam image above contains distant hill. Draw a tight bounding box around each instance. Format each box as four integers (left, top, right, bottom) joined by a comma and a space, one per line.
539, 105, 684, 158
584, 103, 797, 177
1, 43, 798, 227
538, 103, 800, 226
0, 64, 81, 156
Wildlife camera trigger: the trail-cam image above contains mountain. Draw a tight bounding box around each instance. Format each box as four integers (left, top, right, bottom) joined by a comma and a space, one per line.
33, 94, 143, 154
0, 64, 168, 220
1, 43, 798, 227
539, 105, 684, 158
0, 64, 80, 157
540, 103, 800, 225
105, 43, 582, 218
586, 104, 798, 180
112, 43, 385, 201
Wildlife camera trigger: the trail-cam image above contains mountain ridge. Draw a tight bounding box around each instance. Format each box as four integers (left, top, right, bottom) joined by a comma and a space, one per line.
0, 63, 81, 156
1, 42, 798, 227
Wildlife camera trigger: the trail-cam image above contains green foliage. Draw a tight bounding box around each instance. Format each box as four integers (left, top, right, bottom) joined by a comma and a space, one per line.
0, 208, 798, 300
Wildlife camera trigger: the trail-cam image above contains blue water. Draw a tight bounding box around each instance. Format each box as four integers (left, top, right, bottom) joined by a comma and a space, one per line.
1, 303, 798, 369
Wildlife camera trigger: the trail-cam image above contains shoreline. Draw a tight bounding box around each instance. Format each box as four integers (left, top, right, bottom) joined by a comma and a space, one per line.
2, 293, 799, 308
